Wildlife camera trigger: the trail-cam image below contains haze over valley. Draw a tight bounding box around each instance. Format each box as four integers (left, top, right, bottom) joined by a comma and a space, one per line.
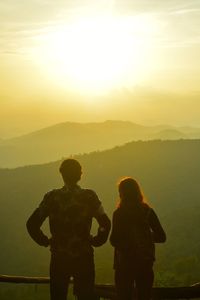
0, 120, 200, 168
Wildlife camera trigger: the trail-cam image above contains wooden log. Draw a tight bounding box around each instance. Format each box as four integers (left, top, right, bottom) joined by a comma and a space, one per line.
0, 274, 50, 284
1, 275, 200, 299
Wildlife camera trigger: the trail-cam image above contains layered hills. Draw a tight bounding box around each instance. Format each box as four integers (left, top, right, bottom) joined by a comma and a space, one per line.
0, 120, 200, 168
0, 139, 200, 286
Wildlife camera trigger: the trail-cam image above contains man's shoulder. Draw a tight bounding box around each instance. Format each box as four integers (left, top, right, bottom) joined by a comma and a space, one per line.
80, 188, 101, 212
81, 188, 98, 197
44, 188, 60, 198
44, 186, 101, 208
44, 186, 96, 196
42, 188, 63, 205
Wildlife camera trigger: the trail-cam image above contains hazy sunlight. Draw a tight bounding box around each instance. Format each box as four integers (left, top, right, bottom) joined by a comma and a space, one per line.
31, 14, 157, 95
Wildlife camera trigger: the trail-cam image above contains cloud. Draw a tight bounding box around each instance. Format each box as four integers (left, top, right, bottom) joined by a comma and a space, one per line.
147, 3, 200, 49
170, 8, 200, 15
0, 0, 101, 55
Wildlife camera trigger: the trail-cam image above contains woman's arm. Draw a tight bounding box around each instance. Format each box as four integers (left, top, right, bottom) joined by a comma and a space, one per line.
149, 209, 166, 243
110, 210, 124, 248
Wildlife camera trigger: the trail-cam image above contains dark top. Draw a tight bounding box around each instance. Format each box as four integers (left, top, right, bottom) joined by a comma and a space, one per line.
110, 203, 166, 268
27, 185, 111, 256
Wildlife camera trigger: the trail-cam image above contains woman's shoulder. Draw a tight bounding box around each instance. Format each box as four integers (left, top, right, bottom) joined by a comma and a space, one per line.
112, 207, 126, 219
140, 202, 153, 213
113, 207, 121, 215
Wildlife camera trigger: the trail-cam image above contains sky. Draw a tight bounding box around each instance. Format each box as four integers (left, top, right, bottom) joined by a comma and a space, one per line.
0, 0, 200, 138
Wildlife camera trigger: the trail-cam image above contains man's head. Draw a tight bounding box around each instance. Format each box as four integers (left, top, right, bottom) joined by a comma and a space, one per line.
59, 159, 82, 185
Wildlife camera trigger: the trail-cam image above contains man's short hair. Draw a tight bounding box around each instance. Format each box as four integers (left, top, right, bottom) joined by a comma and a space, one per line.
59, 159, 82, 183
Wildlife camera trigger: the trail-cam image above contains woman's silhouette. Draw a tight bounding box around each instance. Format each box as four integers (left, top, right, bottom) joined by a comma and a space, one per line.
110, 177, 166, 300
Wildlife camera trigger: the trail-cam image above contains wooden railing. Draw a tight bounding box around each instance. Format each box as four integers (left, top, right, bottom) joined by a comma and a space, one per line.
1, 275, 200, 299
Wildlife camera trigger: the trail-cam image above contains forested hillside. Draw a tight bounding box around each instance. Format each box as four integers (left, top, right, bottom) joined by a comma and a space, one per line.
0, 139, 200, 299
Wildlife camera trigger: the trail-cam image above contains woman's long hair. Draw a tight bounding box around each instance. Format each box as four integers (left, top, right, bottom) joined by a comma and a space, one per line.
118, 177, 147, 208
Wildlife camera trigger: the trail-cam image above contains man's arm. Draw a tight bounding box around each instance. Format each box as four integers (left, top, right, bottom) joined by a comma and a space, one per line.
91, 205, 111, 247
26, 192, 52, 247
87, 190, 111, 247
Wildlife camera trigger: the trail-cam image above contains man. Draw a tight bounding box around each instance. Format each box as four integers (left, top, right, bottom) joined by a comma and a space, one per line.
26, 159, 111, 300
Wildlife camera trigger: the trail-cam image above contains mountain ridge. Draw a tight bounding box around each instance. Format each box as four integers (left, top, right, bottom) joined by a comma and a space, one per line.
0, 120, 200, 168
0, 139, 200, 287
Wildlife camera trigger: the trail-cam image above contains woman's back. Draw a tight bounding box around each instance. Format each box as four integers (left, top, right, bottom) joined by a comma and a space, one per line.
110, 203, 156, 268
110, 177, 166, 300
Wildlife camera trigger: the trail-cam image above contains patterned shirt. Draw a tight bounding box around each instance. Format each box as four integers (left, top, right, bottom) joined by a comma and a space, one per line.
27, 185, 110, 257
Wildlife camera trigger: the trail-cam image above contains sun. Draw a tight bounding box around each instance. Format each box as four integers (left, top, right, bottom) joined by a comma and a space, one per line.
31, 14, 156, 95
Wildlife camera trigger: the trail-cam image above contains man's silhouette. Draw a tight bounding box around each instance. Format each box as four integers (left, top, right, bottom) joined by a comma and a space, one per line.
26, 159, 111, 300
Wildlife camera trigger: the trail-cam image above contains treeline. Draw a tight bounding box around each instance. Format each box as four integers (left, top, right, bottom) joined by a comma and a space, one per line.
0, 139, 200, 299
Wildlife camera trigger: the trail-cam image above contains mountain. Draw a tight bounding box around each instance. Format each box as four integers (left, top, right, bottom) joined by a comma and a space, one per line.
0, 139, 200, 289
179, 126, 200, 139
153, 129, 186, 140
0, 120, 152, 168
1, 120, 199, 168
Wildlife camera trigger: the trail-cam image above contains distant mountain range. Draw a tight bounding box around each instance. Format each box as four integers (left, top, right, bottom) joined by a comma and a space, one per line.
0, 120, 200, 168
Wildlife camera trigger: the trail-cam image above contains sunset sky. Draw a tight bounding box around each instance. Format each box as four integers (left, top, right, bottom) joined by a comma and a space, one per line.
0, 0, 200, 138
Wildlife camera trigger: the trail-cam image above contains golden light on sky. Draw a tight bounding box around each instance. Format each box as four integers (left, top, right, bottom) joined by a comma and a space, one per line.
0, 0, 200, 137
30, 14, 157, 95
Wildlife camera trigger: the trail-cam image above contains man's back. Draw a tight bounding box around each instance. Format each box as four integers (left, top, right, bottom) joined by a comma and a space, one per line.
26, 159, 111, 300
27, 185, 106, 256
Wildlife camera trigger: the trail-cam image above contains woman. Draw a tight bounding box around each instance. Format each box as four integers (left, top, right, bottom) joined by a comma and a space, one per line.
110, 177, 166, 300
